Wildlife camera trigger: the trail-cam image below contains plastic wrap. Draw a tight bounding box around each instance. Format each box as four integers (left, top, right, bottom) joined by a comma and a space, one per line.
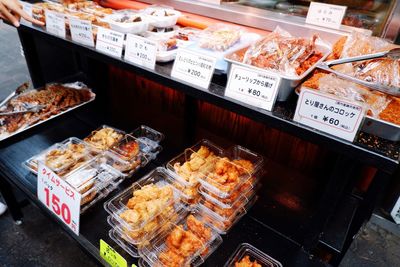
242, 27, 323, 76
224, 243, 282, 267
198, 24, 243, 52
142, 5, 181, 28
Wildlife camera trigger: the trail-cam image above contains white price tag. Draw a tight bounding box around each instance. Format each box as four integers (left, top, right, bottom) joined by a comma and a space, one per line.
306, 2, 347, 29
37, 163, 81, 235
391, 196, 400, 224
45, 10, 66, 38
21, 2, 33, 26
69, 17, 94, 47
171, 49, 217, 89
225, 64, 281, 111
125, 34, 157, 69
294, 89, 364, 142
96, 27, 125, 58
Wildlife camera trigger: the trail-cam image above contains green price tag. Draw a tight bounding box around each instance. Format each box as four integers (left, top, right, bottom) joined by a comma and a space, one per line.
132, 265, 137, 267
100, 239, 127, 267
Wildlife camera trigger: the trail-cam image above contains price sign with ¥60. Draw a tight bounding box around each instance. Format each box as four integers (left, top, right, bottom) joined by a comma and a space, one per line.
225, 64, 281, 111
37, 162, 81, 235
69, 17, 94, 47
96, 27, 125, 58
45, 10, 66, 38
294, 89, 365, 142
306, 2, 347, 29
171, 49, 217, 89
125, 34, 157, 69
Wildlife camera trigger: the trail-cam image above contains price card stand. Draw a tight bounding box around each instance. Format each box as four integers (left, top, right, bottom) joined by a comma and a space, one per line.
69, 17, 95, 47
37, 162, 81, 235
171, 48, 217, 90
125, 34, 157, 70
45, 10, 66, 38
96, 27, 125, 58
306, 2, 347, 29
294, 89, 365, 142
225, 64, 281, 111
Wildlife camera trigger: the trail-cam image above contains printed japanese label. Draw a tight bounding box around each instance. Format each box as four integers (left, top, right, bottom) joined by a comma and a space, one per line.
171, 48, 217, 89
45, 10, 66, 38
391, 196, 400, 224
96, 27, 125, 58
306, 2, 347, 29
294, 89, 365, 142
100, 239, 127, 267
225, 64, 281, 111
125, 34, 157, 69
21, 2, 33, 26
69, 17, 94, 47
37, 163, 81, 235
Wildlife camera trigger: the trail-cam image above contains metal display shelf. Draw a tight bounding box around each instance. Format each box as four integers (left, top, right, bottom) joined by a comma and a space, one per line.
0, 20, 398, 267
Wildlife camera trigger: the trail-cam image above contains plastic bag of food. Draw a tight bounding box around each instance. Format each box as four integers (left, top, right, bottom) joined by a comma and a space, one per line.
198, 24, 243, 52
242, 26, 322, 76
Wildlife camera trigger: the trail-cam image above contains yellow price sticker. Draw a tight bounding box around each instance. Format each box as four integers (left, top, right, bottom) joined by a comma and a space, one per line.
132, 265, 137, 267
100, 239, 127, 267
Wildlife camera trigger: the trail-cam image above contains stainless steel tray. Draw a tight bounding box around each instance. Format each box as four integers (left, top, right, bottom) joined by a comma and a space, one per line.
224, 43, 331, 101
0, 82, 95, 142
361, 116, 400, 142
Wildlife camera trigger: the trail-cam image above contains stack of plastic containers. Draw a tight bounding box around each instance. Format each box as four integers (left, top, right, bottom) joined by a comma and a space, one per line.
224, 243, 283, 267
22, 125, 163, 213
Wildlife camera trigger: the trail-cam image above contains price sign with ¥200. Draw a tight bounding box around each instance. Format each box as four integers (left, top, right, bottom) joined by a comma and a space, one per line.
125, 34, 157, 69
45, 10, 66, 38
96, 27, 125, 58
37, 162, 81, 235
171, 49, 217, 89
294, 89, 365, 142
225, 64, 281, 111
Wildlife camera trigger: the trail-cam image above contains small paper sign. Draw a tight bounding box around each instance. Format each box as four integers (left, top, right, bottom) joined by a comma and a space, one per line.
171, 48, 217, 89
69, 17, 94, 47
37, 163, 81, 235
125, 33, 157, 69
294, 89, 364, 142
45, 10, 66, 38
100, 239, 127, 267
225, 64, 281, 111
391, 196, 400, 224
306, 2, 347, 29
96, 27, 125, 58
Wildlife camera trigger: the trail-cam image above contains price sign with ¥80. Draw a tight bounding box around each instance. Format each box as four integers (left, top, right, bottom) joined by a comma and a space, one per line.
306, 2, 347, 29
96, 27, 125, 58
171, 49, 217, 89
37, 162, 81, 235
69, 17, 94, 47
294, 89, 365, 142
125, 34, 157, 69
225, 64, 281, 111
45, 10, 66, 38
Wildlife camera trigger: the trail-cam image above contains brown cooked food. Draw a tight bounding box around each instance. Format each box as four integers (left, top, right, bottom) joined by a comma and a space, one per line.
235, 255, 262, 267
0, 83, 93, 138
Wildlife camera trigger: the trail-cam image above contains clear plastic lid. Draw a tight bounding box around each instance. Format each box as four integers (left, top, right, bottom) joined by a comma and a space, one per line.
195, 195, 258, 235
104, 167, 181, 233
22, 143, 64, 174
84, 125, 125, 151
138, 213, 222, 267
198, 145, 263, 198
130, 125, 164, 157
198, 24, 244, 52
110, 134, 144, 161
109, 228, 140, 258
224, 243, 283, 267
166, 139, 224, 188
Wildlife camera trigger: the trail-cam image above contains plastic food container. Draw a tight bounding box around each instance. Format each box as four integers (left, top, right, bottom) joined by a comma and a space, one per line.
102, 12, 149, 34
84, 125, 126, 152
130, 125, 164, 157
224, 243, 283, 267
142, 6, 181, 28
198, 145, 263, 199
104, 167, 182, 234
145, 25, 179, 39
138, 212, 223, 267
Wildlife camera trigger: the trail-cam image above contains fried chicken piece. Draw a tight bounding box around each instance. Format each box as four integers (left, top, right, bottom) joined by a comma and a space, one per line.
235, 255, 262, 267
187, 215, 212, 243
120, 209, 140, 225
233, 159, 254, 175
159, 249, 187, 267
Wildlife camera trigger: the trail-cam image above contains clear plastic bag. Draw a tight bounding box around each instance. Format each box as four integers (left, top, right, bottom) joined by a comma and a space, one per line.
242, 27, 321, 76
198, 24, 243, 52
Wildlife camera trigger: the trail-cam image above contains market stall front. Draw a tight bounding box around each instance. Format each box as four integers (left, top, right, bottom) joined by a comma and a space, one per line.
0, 0, 399, 266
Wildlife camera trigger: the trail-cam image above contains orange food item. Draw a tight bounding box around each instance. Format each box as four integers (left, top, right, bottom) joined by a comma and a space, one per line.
379, 97, 400, 125
235, 255, 262, 267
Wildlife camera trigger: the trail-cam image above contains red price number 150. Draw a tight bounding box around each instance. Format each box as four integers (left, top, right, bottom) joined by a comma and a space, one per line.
44, 188, 71, 225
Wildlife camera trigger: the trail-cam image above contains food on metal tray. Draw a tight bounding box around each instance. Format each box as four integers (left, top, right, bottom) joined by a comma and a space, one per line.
45, 143, 86, 170
66, 1, 113, 17
158, 215, 212, 267
238, 31, 323, 76
235, 255, 262, 267
199, 25, 242, 51
0, 83, 93, 138
84, 127, 123, 150
119, 184, 174, 228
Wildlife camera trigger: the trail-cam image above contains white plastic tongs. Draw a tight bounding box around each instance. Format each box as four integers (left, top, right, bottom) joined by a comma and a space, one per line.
317, 48, 400, 96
